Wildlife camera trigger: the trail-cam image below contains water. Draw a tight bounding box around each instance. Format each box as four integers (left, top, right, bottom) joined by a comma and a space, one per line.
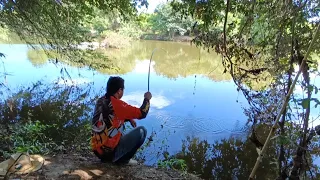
1, 41, 248, 149
1, 40, 320, 179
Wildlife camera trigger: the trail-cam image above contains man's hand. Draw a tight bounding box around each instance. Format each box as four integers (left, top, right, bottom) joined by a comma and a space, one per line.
129, 119, 137, 128
144, 92, 152, 100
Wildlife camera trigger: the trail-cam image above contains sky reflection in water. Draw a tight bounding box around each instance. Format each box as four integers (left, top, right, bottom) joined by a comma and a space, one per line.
1, 44, 248, 158
1, 42, 319, 166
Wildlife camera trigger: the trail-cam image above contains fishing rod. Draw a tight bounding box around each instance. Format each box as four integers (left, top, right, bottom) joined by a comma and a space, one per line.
147, 48, 167, 92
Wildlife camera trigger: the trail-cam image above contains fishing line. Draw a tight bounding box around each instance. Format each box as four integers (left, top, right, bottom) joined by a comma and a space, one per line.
147, 48, 167, 92
193, 47, 201, 96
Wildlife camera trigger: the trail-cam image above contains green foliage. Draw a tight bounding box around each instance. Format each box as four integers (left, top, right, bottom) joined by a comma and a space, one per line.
0, 81, 97, 156
0, 26, 24, 44
168, 6, 320, 178
0, 0, 198, 48
0, 1, 319, 178
99, 30, 132, 48
0, 121, 57, 159
147, 3, 195, 38
157, 157, 188, 172
0, 0, 148, 66
27, 49, 49, 67
301, 98, 310, 109
170, 0, 319, 87
299, 98, 320, 109
136, 13, 153, 32
0, 27, 9, 43
84, 8, 146, 41
10, 121, 58, 154
118, 22, 144, 39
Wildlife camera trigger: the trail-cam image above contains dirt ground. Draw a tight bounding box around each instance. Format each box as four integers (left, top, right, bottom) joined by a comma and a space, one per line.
7, 153, 203, 180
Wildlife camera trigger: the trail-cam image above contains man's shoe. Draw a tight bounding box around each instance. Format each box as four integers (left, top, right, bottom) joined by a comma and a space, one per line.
126, 159, 138, 166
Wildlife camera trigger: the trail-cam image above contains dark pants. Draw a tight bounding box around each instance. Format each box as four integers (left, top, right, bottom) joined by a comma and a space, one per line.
98, 126, 147, 164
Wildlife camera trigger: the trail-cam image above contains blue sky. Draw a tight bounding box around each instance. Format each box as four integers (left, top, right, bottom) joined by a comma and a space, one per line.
138, 0, 168, 13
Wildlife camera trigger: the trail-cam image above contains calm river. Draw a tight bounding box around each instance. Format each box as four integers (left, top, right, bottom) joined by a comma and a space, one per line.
1, 40, 319, 179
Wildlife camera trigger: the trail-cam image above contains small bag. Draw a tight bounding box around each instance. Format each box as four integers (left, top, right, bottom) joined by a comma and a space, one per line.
0, 152, 44, 180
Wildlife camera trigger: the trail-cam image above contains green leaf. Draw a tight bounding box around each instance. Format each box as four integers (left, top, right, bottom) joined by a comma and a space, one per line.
308, 85, 314, 93
278, 135, 290, 145
313, 98, 320, 108
301, 98, 310, 109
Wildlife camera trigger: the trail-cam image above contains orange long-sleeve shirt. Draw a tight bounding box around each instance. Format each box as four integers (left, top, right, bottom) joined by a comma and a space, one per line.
91, 95, 150, 155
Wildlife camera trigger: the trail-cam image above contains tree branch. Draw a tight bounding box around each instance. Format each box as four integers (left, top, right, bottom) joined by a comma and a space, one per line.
248, 23, 320, 180
289, 55, 312, 178
277, 7, 297, 179
223, 0, 230, 53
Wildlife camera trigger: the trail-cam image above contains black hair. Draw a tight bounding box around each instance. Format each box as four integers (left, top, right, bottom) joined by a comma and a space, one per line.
105, 76, 124, 97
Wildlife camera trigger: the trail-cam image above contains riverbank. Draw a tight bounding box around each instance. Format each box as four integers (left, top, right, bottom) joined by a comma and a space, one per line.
78, 34, 194, 50
140, 34, 194, 42
7, 153, 202, 180
0, 28, 194, 50
83, 34, 194, 50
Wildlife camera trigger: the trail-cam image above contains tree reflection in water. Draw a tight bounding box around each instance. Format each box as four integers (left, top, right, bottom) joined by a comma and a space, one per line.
164, 124, 320, 180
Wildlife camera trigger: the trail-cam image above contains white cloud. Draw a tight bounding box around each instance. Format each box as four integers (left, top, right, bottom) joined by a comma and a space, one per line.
132, 60, 155, 74
122, 91, 172, 109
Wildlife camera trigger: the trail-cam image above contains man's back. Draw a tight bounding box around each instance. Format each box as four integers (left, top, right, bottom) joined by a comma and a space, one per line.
90, 76, 152, 164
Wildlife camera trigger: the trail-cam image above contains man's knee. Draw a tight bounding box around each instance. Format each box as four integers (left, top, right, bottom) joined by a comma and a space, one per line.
137, 126, 147, 140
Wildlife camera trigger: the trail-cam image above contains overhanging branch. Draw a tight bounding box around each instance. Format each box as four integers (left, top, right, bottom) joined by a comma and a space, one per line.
248, 23, 320, 180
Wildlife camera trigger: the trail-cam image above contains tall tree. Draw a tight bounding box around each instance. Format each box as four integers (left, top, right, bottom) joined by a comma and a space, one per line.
149, 3, 195, 38
170, 0, 320, 178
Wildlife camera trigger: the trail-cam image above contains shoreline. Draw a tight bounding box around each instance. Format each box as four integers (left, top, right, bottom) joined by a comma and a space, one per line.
7, 153, 203, 180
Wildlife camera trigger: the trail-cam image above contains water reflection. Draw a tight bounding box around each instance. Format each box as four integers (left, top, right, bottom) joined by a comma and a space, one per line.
122, 91, 172, 110
0, 41, 280, 179
53, 78, 92, 86
1, 41, 320, 179
0, 82, 94, 144
131, 60, 156, 74
0, 42, 252, 166
167, 126, 320, 180
172, 135, 278, 180
26, 40, 232, 82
